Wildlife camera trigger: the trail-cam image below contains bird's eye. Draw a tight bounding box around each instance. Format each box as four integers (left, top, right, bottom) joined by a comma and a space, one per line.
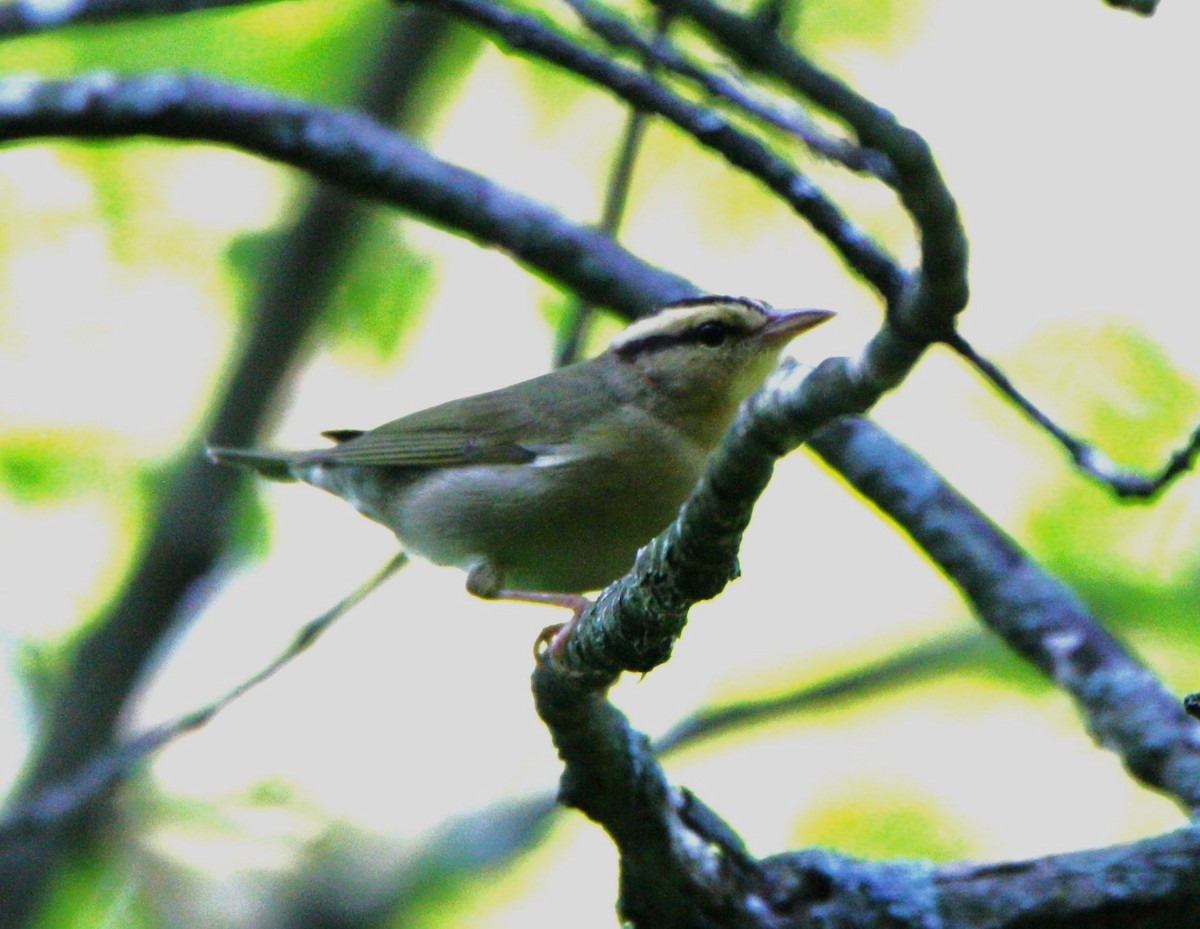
696, 321, 728, 347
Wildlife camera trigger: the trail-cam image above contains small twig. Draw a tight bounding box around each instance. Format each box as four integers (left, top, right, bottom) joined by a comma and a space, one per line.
560, 0, 894, 180
553, 7, 669, 368
0, 553, 407, 842
948, 331, 1200, 501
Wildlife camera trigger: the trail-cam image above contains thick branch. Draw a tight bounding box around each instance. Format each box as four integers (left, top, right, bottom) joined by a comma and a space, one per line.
810, 416, 1200, 812
537, 657, 1200, 927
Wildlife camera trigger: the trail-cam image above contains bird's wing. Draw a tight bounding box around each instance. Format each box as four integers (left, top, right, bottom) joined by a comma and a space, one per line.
301, 368, 603, 469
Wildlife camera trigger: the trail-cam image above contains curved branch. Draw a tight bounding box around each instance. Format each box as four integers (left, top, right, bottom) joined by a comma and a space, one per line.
537, 660, 1200, 927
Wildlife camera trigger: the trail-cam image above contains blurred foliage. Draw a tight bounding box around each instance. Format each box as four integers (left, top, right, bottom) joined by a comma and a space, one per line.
36, 845, 155, 929
1021, 325, 1200, 607
0, 430, 113, 504
321, 219, 434, 365
0, 0, 388, 104
794, 779, 974, 860
790, 0, 926, 52
224, 218, 432, 366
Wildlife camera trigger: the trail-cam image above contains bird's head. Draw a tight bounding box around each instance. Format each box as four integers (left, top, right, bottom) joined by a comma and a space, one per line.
607, 296, 834, 436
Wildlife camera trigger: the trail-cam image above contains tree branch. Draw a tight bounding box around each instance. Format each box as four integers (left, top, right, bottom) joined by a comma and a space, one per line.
648, 0, 967, 333
397, 0, 906, 304
560, 0, 894, 180
537, 657, 1200, 927
0, 71, 695, 317
810, 416, 1200, 812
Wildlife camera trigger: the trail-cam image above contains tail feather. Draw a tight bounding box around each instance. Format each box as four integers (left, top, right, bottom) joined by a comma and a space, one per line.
207, 445, 299, 482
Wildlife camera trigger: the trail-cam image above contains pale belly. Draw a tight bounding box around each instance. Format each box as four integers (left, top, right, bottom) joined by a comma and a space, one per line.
300, 446, 708, 593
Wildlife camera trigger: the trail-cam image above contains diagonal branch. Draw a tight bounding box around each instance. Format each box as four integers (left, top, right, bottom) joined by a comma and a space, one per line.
0, 553, 406, 845
809, 416, 1200, 812
559, 0, 894, 180
553, 5, 669, 368
648, 0, 967, 335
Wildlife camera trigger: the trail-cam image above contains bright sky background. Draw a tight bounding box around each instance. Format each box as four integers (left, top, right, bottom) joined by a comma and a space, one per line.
2, 1, 1199, 925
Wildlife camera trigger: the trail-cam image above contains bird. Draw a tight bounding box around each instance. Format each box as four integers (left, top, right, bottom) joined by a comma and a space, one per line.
209, 296, 833, 652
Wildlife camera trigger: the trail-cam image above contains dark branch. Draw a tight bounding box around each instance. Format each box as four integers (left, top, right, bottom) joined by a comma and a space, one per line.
949, 332, 1200, 500
0, 71, 695, 318
648, 0, 967, 333
560, 0, 895, 180
810, 416, 1200, 812
398, 0, 907, 304
0, 14, 467, 923
537, 654, 1200, 927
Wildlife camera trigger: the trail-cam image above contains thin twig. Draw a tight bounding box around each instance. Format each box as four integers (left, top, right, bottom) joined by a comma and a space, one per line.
0, 553, 407, 842
949, 331, 1200, 500
553, 7, 669, 368
653, 631, 987, 755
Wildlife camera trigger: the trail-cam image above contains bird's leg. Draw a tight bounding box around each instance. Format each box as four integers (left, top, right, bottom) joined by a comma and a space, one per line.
466, 563, 591, 660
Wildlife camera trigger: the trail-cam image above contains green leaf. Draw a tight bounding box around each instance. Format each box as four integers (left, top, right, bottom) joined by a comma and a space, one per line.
0, 431, 108, 505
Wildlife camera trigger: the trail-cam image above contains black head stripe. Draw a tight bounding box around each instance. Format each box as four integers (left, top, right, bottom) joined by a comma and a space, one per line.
614, 317, 743, 359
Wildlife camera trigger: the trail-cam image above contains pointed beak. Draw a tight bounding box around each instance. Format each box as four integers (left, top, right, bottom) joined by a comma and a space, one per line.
760, 308, 835, 343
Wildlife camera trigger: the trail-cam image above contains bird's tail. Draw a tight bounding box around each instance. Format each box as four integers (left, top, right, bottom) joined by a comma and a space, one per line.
207, 446, 299, 482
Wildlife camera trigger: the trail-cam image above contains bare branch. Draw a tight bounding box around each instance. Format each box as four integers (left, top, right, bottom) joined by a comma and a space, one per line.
0, 0, 286, 38
398, 0, 907, 304
810, 416, 1200, 812
559, 0, 894, 180
536, 656, 1200, 927
0, 553, 406, 844
646, 0, 968, 382
0, 71, 695, 316
949, 332, 1200, 500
